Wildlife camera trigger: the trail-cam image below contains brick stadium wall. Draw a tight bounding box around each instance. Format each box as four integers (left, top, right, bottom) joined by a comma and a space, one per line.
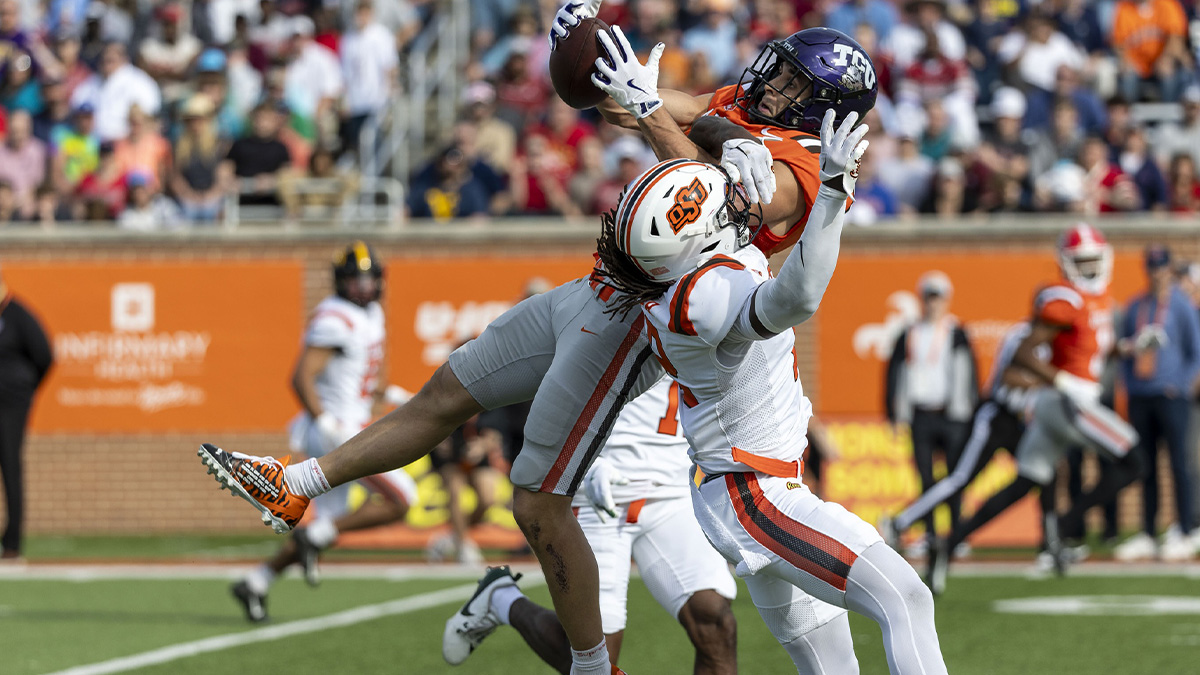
2, 224, 1198, 536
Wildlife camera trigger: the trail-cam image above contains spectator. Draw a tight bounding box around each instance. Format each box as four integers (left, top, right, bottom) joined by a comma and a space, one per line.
408, 143, 504, 220
887, 0, 966, 72
1053, 0, 1108, 61
1111, 0, 1192, 102
1153, 85, 1200, 167
171, 94, 228, 223
680, 0, 739, 84
281, 15, 343, 144
340, 0, 399, 156
508, 133, 580, 217
895, 27, 978, 150
70, 41, 161, 142
885, 271, 978, 545
280, 145, 360, 218
923, 156, 973, 216
1166, 152, 1200, 212
1114, 245, 1200, 561
460, 81, 516, 172
878, 125, 934, 213
192, 48, 245, 140
0, 263, 53, 561
481, 6, 541, 75
224, 41, 263, 124
449, 120, 508, 212
492, 41, 549, 132
50, 28, 91, 98
74, 140, 126, 218
50, 102, 99, 194
918, 99, 955, 161
0, 110, 46, 218
208, 0, 259, 46
249, 0, 290, 61
0, 180, 17, 222
33, 78, 71, 143
1102, 96, 1136, 156
0, 49, 40, 114
847, 148, 900, 225
1024, 65, 1107, 135
1118, 127, 1169, 210
567, 136, 607, 214
529, 99, 595, 171
973, 87, 1032, 212
592, 139, 646, 215
118, 171, 182, 230
31, 183, 63, 227
996, 9, 1085, 96
825, 0, 900, 43
224, 103, 292, 205
962, 0, 1016, 100
112, 105, 170, 192
85, 0, 133, 46
373, 0, 420, 53
1029, 98, 1085, 182
1078, 135, 1141, 212
138, 2, 202, 105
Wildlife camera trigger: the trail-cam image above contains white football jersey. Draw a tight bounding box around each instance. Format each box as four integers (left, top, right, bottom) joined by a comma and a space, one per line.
571, 376, 692, 508
304, 295, 385, 428
642, 246, 811, 477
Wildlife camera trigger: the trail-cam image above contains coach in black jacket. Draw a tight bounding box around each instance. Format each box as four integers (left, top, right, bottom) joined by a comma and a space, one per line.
886, 272, 978, 545
0, 266, 53, 559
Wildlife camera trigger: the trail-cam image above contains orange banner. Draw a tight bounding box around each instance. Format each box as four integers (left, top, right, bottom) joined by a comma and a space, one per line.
6, 261, 304, 433
384, 255, 596, 389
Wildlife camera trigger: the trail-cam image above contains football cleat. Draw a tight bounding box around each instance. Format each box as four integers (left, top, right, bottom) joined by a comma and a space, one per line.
293, 527, 322, 587
1042, 512, 1067, 576
926, 536, 949, 597
442, 566, 523, 665
198, 443, 310, 534
231, 580, 268, 623
878, 514, 900, 550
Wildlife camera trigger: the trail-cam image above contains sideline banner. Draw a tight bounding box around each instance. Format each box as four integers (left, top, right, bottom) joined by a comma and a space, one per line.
7, 261, 304, 433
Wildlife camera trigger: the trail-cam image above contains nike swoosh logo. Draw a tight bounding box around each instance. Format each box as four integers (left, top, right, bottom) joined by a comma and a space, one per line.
627, 79, 648, 94
580, 326, 599, 336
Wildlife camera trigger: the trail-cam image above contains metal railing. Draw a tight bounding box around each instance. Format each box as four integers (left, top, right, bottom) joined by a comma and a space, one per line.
219, 176, 406, 229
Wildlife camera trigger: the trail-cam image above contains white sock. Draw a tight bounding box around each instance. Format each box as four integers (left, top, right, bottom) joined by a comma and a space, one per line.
489, 584, 526, 625
245, 565, 275, 595
284, 458, 332, 498
569, 641, 610, 675
306, 518, 339, 548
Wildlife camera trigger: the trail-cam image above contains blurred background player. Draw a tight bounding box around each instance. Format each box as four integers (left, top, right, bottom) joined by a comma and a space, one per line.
443, 378, 739, 674
1111, 245, 1200, 561
0, 263, 53, 561
884, 270, 978, 552
426, 409, 503, 564
231, 242, 417, 622
930, 224, 1141, 593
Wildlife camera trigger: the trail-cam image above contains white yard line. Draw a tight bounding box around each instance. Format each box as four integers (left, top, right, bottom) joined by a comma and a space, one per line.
40, 575, 545, 675
0, 562, 547, 582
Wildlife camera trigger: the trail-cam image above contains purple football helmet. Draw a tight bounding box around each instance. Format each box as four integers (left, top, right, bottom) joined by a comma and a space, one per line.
736, 27, 878, 134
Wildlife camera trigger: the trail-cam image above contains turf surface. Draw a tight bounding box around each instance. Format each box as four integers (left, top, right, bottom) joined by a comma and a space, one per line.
3, 571, 1198, 674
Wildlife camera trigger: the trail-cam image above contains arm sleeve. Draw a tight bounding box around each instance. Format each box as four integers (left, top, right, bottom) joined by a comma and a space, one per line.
305, 312, 352, 350
736, 184, 848, 335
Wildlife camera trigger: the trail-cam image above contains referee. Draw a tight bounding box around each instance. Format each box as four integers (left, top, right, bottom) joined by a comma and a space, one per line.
886, 271, 978, 544
0, 264, 53, 560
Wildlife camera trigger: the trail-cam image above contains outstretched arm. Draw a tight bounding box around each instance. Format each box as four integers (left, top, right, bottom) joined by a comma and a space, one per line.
734, 110, 868, 337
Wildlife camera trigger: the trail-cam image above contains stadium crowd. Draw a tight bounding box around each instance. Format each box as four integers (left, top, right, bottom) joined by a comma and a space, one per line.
1, 0, 1199, 226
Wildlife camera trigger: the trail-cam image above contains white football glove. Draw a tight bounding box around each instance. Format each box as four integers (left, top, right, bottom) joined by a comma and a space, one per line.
591, 26, 664, 120
1053, 370, 1102, 406
315, 412, 355, 451
548, 0, 603, 50
720, 138, 776, 205
582, 457, 630, 522
817, 109, 869, 197
1134, 325, 1169, 351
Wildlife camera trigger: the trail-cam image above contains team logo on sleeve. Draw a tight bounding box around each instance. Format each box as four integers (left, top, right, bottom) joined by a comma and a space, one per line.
666, 177, 709, 233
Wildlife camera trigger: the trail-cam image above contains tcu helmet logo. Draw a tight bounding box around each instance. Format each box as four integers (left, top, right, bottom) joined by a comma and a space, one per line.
666, 177, 709, 233
830, 44, 876, 91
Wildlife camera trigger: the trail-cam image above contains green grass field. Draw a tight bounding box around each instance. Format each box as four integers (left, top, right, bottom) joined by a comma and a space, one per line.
3, 557, 1199, 675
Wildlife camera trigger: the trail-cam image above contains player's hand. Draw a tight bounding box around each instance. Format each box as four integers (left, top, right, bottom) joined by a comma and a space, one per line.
315, 412, 355, 450
591, 26, 663, 120
1134, 325, 1169, 351
817, 109, 869, 197
548, 0, 602, 50
720, 138, 775, 205
582, 457, 630, 522
1053, 370, 1102, 406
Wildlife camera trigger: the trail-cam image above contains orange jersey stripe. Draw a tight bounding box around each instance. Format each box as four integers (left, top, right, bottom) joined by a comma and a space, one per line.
668, 255, 746, 336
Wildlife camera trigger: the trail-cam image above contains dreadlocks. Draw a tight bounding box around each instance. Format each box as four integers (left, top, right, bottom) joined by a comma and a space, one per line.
593, 207, 672, 319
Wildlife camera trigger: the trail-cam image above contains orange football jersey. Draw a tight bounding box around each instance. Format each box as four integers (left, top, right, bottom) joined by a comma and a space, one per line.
1032, 282, 1116, 382
703, 85, 823, 257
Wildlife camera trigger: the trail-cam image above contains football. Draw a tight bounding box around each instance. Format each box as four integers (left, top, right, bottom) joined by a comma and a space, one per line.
548, 16, 612, 110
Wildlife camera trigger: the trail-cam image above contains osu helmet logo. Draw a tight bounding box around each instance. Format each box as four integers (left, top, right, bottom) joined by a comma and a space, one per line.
666, 177, 709, 234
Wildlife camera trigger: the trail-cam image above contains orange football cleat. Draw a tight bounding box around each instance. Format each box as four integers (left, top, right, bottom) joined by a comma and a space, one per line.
198, 443, 310, 533
612, 666, 628, 674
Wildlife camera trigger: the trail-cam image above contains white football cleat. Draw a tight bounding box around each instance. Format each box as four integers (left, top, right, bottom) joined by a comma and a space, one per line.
442, 566, 522, 665
1113, 532, 1158, 562
1160, 526, 1193, 562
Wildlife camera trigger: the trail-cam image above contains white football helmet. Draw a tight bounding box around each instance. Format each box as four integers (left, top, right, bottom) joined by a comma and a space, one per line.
613, 159, 755, 282
1057, 222, 1112, 295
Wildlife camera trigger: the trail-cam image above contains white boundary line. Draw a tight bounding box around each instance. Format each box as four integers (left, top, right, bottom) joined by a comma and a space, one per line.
40, 575, 546, 675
